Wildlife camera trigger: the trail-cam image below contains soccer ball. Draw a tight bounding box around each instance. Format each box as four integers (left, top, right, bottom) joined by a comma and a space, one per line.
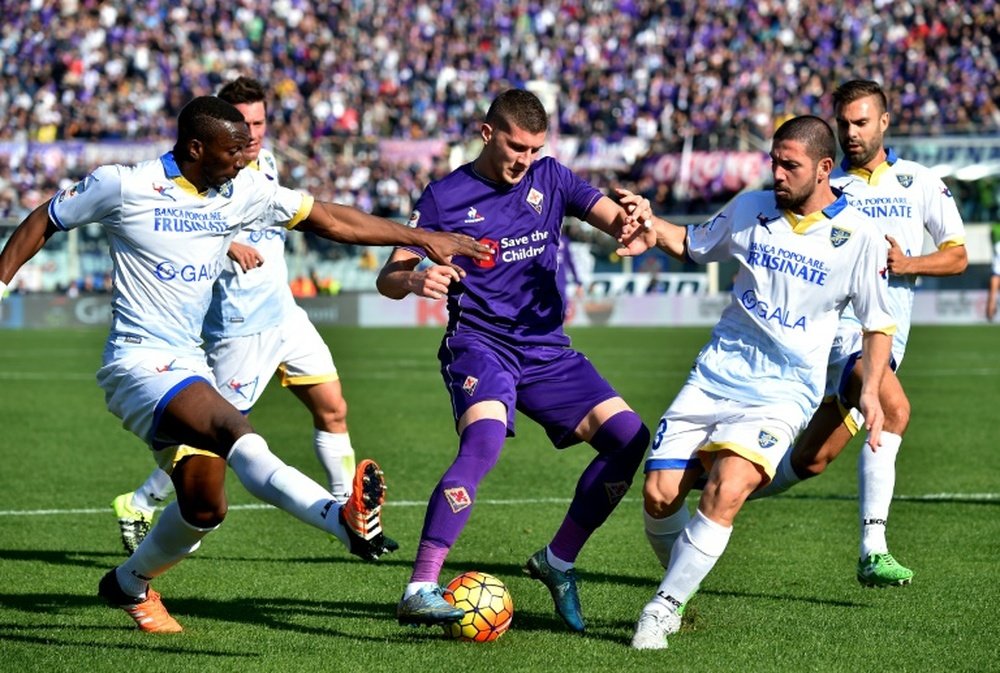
441, 571, 514, 642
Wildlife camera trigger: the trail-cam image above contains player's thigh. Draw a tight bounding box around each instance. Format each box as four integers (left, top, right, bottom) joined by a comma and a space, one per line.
98, 345, 219, 449
517, 347, 619, 448
699, 397, 799, 484
438, 333, 518, 434
159, 379, 254, 454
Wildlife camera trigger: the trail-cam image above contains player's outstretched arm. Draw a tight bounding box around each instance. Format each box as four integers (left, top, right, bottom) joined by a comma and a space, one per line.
612, 188, 688, 260
298, 201, 487, 271
376, 248, 460, 301
0, 200, 60, 290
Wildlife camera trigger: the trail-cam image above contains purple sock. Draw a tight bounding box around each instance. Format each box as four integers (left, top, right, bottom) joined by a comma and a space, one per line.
410, 418, 507, 581
550, 411, 648, 563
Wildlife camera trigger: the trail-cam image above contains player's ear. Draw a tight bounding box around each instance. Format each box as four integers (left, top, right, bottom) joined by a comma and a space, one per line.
183, 138, 204, 162
817, 156, 834, 183
481, 123, 494, 146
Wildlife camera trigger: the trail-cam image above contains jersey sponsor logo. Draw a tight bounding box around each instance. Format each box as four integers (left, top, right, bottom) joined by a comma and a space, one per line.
406, 210, 421, 228
830, 226, 852, 248
896, 174, 913, 188
462, 375, 479, 396
527, 188, 544, 214
849, 196, 913, 220
153, 207, 229, 233
472, 239, 497, 269
154, 258, 224, 283
464, 206, 486, 224
247, 228, 287, 244
152, 182, 177, 201
444, 486, 472, 513
757, 429, 779, 449
746, 242, 830, 285
740, 289, 808, 330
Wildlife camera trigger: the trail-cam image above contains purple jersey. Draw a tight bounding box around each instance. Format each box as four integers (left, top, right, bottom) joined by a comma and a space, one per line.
405, 157, 602, 346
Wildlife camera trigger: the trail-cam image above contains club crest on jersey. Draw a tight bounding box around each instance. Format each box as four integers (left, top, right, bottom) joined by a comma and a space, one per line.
896, 174, 913, 188
444, 486, 472, 512
462, 375, 479, 396
758, 429, 779, 449
464, 207, 486, 224
218, 180, 234, 198
407, 210, 420, 228
830, 226, 852, 248
527, 188, 544, 214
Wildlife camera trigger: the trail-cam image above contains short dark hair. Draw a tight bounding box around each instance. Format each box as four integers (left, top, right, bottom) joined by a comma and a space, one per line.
485, 89, 548, 134
174, 96, 246, 155
772, 115, 837, 162
832, 80, 888, 115
218, 76, 267, 107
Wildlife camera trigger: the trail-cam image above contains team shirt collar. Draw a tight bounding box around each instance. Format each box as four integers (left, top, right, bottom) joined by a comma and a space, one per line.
782, 192, 849, 234
842, 146, 898, 186
159, 151, 241, 197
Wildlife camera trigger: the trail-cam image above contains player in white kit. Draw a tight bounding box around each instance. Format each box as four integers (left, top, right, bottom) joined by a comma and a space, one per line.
111, 78, 385, 555
756, 80, 967, 588
617, 116, 896, 650
0, 96, 485, 633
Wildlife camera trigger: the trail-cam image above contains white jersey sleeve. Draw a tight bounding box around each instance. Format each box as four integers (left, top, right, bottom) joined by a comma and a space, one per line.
48, 166, 125, 231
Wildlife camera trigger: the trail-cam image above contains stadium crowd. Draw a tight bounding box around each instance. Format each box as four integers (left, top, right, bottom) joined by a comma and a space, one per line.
0, 1, 997, 221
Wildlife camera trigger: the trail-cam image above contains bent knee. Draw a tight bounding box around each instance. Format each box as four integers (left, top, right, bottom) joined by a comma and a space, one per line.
179, 502, 228, 529
642, 477, 683, 517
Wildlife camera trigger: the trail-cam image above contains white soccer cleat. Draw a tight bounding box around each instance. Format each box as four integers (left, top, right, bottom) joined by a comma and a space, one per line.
631, 605, 681, 650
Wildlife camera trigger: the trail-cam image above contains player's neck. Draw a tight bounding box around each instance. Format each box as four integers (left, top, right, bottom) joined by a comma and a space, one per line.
853, 147, 888, 174
792, 185, 837, 217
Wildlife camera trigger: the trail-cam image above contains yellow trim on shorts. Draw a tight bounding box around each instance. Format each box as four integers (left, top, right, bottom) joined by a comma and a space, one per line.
153, 444, 223, 474
276, 363, 340, 388
699, 441, 775, 480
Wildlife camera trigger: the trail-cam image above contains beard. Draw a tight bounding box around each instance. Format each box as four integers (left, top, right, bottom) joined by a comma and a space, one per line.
774, 187, 809, 211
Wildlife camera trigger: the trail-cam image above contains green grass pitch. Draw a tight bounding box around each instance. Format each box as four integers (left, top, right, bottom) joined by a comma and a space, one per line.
0, 325, 997, 672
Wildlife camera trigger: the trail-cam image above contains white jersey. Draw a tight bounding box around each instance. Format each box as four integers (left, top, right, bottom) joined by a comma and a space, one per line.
831, 148, 965, 360
202, 149, 298, 340
48, 152, 313, 350
685, 190, 895, 423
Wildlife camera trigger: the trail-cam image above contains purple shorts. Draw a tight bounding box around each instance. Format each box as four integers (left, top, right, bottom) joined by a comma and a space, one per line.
438, 331, 619, 448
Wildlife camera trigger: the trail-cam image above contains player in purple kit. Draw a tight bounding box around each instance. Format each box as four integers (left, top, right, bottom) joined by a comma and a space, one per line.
378, 89, 651, 632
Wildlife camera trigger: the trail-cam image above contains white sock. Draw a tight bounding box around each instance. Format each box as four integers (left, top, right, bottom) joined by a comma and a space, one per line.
644, 506, 691, 569
648, 509, 732, 614
314, 430, 356, 502
226, 433, 349, 545
403, 581, 438, 599
116, 501, 216, 598
131, 467, 174, 513
546, 546, 573, 572
749, 450, 801, 500
858, 431, 902, 558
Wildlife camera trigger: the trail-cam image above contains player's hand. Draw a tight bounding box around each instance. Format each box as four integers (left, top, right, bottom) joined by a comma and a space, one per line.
613, 187, 657, 256
858, 390, 884, 452
228, 241, 264, 272
421, 232, 490, 275
884, 235, 910, 276
404, 264, 462, 300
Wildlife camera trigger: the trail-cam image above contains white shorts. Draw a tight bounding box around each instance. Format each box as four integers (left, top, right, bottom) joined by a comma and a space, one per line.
644, 383, 801, 481
97, 338, 214, 449
205, 304, 337, 412
992, 239, 1000, 276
